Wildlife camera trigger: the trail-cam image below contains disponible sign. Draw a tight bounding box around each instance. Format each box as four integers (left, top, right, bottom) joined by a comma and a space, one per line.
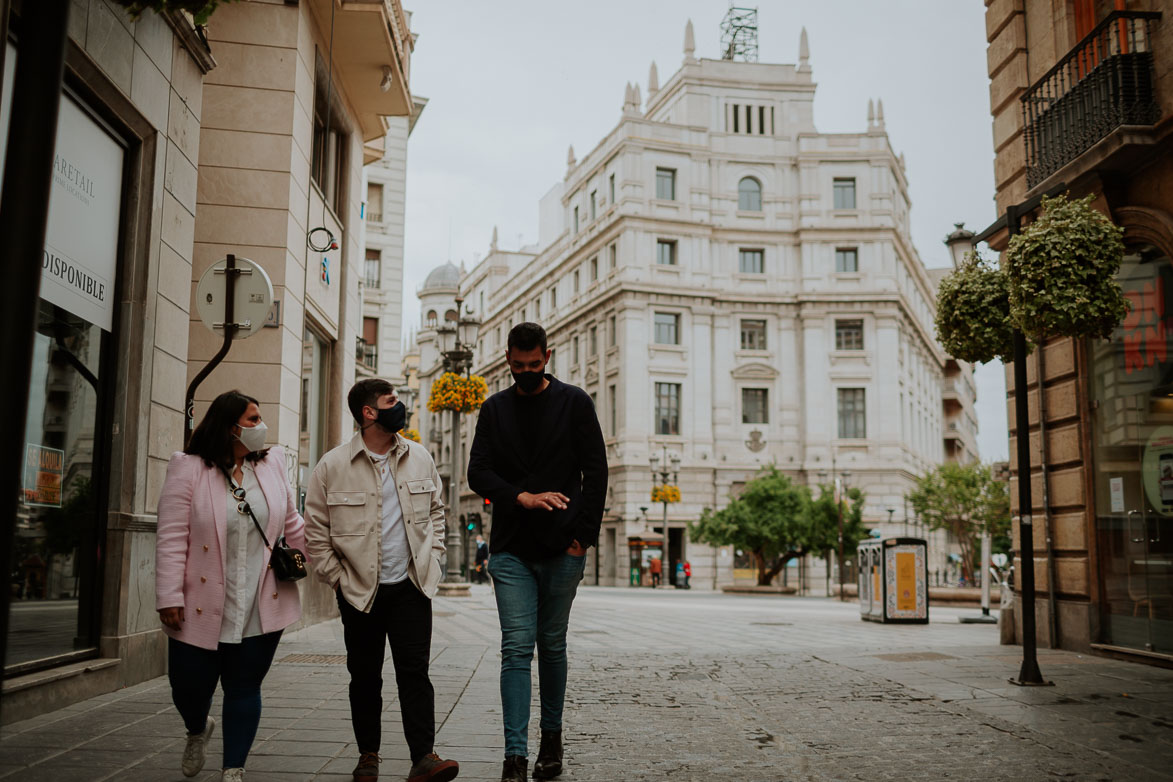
22, 443, 63, 507
41, 98, 124, 332
0, 44, 123, 332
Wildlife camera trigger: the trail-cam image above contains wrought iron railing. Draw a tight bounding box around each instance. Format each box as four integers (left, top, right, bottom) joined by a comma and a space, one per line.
1022, 10, 1161, 188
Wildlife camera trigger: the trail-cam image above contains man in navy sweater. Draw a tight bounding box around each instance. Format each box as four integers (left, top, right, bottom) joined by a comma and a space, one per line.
467, 322, 608, 782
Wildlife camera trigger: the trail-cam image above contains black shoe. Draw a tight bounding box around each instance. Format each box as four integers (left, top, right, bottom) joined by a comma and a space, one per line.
532, 730, 562, 780
501, 755, 527, 782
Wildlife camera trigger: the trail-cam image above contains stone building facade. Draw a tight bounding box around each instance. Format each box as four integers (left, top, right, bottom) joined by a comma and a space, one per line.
415, 23, 979, 590
983, 0, 1173, 660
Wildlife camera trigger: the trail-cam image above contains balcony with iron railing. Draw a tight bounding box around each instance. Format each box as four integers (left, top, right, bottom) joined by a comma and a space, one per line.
356, 338, 378, 371
1022, 11, 1162, 190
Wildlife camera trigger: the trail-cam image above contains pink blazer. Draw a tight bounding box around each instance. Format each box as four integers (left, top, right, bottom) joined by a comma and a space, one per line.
156, 446, 306, 650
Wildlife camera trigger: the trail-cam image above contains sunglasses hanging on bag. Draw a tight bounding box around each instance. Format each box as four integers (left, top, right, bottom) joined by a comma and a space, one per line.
221, 467, 308, 582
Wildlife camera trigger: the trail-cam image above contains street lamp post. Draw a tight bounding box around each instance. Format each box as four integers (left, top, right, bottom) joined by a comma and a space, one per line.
817, 456, 850, 601
434, 296, 481, 585
649, 444, 680, 587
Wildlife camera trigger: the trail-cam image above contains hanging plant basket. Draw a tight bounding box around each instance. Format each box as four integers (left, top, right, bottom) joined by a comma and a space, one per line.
1005, 194, 1128, 342
651, 484, 681, 503
401, 428, 421, 443
934, 251, 1018, 364
427, 372, 488, 414
110, 0, 241, 25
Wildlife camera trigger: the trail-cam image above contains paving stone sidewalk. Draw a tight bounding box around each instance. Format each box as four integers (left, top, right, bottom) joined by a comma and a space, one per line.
2, 587, 1172, 781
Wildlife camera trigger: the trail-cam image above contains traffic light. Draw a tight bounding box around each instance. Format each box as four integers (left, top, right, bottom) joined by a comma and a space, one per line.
466, 515, 476, 532
483, 497, 492, 515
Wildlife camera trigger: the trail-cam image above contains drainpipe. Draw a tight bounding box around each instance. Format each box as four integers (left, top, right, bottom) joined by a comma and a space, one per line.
1036, 344, 1059, 647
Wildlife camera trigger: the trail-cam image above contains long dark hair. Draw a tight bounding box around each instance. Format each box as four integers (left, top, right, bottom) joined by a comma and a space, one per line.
186, 390, 270, 470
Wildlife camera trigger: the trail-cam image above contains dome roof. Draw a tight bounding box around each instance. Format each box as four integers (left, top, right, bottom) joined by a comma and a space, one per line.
422, 262, 460, 291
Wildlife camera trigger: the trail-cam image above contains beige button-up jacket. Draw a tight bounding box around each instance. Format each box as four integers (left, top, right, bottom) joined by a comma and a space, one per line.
304, 432, 446, 611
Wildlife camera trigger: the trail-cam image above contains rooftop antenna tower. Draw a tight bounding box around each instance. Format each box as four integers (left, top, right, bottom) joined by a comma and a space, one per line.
720, 5, 759, 62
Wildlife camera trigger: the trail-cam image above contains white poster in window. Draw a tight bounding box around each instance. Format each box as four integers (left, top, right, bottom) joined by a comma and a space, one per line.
0, 45, 123, 332
1110, 476, 1125, 514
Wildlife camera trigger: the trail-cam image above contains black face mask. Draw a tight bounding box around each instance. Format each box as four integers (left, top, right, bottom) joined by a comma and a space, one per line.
512, 370, 545, 393
374, 401, 406, 433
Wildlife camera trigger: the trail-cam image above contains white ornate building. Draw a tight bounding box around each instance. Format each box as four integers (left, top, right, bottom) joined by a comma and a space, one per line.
360, 95, 428, 384
416, 22, 979, 588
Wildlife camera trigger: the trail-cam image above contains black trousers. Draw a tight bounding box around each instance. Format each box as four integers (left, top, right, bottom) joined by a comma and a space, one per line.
337, 581, 434, 763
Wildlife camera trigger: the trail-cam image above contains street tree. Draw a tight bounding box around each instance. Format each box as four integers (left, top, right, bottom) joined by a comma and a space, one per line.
689, 467, 868, 586
808, 483, 868, 569
906, 462, 1010, 584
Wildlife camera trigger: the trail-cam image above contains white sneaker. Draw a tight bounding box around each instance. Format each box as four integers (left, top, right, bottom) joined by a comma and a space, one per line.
222, 769, 245, 782
181, 716, 215, 777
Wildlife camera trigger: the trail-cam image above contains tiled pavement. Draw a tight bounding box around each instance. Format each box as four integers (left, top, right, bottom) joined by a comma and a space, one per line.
2, 586, 1173, 781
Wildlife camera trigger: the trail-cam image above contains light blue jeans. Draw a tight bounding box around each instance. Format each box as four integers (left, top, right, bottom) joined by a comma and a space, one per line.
488, 550, 585, 758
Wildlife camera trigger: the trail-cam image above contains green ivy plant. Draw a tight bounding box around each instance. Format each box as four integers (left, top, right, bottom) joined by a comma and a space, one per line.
1005, 194, 1128, 341
934, 250, 1019, 364
111, 0, 241, 26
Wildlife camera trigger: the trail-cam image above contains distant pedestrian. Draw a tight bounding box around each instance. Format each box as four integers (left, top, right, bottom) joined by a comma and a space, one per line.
156, 390, 306, 782
475, 535, 489, 583
683, 560, 692, 589
303, 379, 460, 782
467, 322, 608, 782
649, 556, 662, 587
674, 560, 685, 589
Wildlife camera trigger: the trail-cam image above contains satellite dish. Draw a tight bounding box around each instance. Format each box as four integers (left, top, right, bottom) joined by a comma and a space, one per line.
194, 257, 273, 339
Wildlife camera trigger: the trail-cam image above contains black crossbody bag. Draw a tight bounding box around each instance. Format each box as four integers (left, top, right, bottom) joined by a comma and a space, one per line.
222, 467, 308, 582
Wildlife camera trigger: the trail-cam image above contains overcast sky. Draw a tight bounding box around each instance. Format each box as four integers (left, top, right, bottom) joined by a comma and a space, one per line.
398, 0, 1009, 462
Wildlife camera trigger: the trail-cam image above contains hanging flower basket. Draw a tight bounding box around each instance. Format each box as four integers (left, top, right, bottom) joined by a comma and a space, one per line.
427, 372, 488, 414
934, 251, 1018, 364
651, 484, 681, 504
1005, 194, 1128, 341
401, 428, 421, 443
110, 0, 240, 25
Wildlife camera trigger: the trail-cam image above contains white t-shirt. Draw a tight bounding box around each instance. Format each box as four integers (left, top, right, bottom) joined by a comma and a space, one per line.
367, 448, 411, 584
220, 462, 267, 643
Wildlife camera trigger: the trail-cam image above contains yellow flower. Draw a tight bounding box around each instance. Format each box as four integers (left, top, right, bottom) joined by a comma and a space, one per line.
651, 484, 681, 503
401, 428, 421, 443
427, 372, 488, 414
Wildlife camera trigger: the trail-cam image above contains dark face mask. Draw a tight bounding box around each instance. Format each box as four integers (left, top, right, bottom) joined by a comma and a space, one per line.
512, 370, 545, 393
374, 401, 406, 433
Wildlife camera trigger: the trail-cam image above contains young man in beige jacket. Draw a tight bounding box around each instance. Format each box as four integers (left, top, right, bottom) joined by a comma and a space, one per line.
304, 379, 459, 782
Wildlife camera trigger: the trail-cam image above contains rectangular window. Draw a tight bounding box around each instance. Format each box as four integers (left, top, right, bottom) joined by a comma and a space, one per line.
655, 382, 681, 435
590, 392, 597, 408
590, 189, 597, 221
590, 256, 598, 282
550, 285, 557, 309
742, 388, 768, 424
573, 335, 579, 363
609, 314, 617, 346
732, 104, 740, 133
655, 167, 676, 200
835, 319, 864, 351
738, 249, 764, 274
609, 173, 615, 203
837, 388, 866, 439
740, 319, 767, 350
609, 384, 617, 437
573, 270, 580, 293
364, 248, 380, 288
534, 297, 541, 319
311, 70, 348, 216
656, 239, 677, 266
654, 312, 679, 345
573, 205, 579, 233
833, 178, 856, 210
590, 326, 598, 356
835, 248, 859, 273
609, 242, 617, 270
759, 105, 766, 135
366, 183, 383, 223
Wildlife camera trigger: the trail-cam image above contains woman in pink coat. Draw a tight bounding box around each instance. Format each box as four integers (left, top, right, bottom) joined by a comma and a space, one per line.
156, 390, 306, 782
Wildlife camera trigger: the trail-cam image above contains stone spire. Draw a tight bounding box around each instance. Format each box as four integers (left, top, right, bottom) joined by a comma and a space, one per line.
684, 19, 696, 63
867, 99, 875, 128
647, 61, 659, 101
566, 145, 576, 173
623, 82, 639, 116
490, 225, 498, 252
632, 82, 642, 114
876, 98, 886, 130
798, 27, 811, 72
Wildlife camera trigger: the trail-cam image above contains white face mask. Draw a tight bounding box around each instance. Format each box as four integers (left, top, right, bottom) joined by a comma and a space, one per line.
235, 420, 268, 453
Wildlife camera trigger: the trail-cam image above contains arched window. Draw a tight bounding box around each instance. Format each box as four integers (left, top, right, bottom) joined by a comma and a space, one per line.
444, 309, 458, 322
426, 310, 437, 327
738, 177, 762, 211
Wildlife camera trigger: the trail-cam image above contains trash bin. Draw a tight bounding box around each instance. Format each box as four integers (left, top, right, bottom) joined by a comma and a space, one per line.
858, 537, 928, 624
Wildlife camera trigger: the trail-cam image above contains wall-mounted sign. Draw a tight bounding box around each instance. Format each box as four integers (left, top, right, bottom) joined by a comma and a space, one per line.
194, 257, 274, 339
22, 443, 63, 507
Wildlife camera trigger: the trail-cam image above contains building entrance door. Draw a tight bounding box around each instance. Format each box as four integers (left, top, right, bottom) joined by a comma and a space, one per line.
1092, 244, 1173, 655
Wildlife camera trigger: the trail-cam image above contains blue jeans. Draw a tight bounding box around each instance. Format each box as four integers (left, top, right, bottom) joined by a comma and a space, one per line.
489, 551, 585, 758
168, 632, 282, 769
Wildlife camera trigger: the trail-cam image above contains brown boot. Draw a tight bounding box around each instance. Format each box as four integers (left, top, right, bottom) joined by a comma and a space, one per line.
352, 751, 379, 781
501, 755, 527, 782
408, 753, 459, 782
532, 730, 562, 779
